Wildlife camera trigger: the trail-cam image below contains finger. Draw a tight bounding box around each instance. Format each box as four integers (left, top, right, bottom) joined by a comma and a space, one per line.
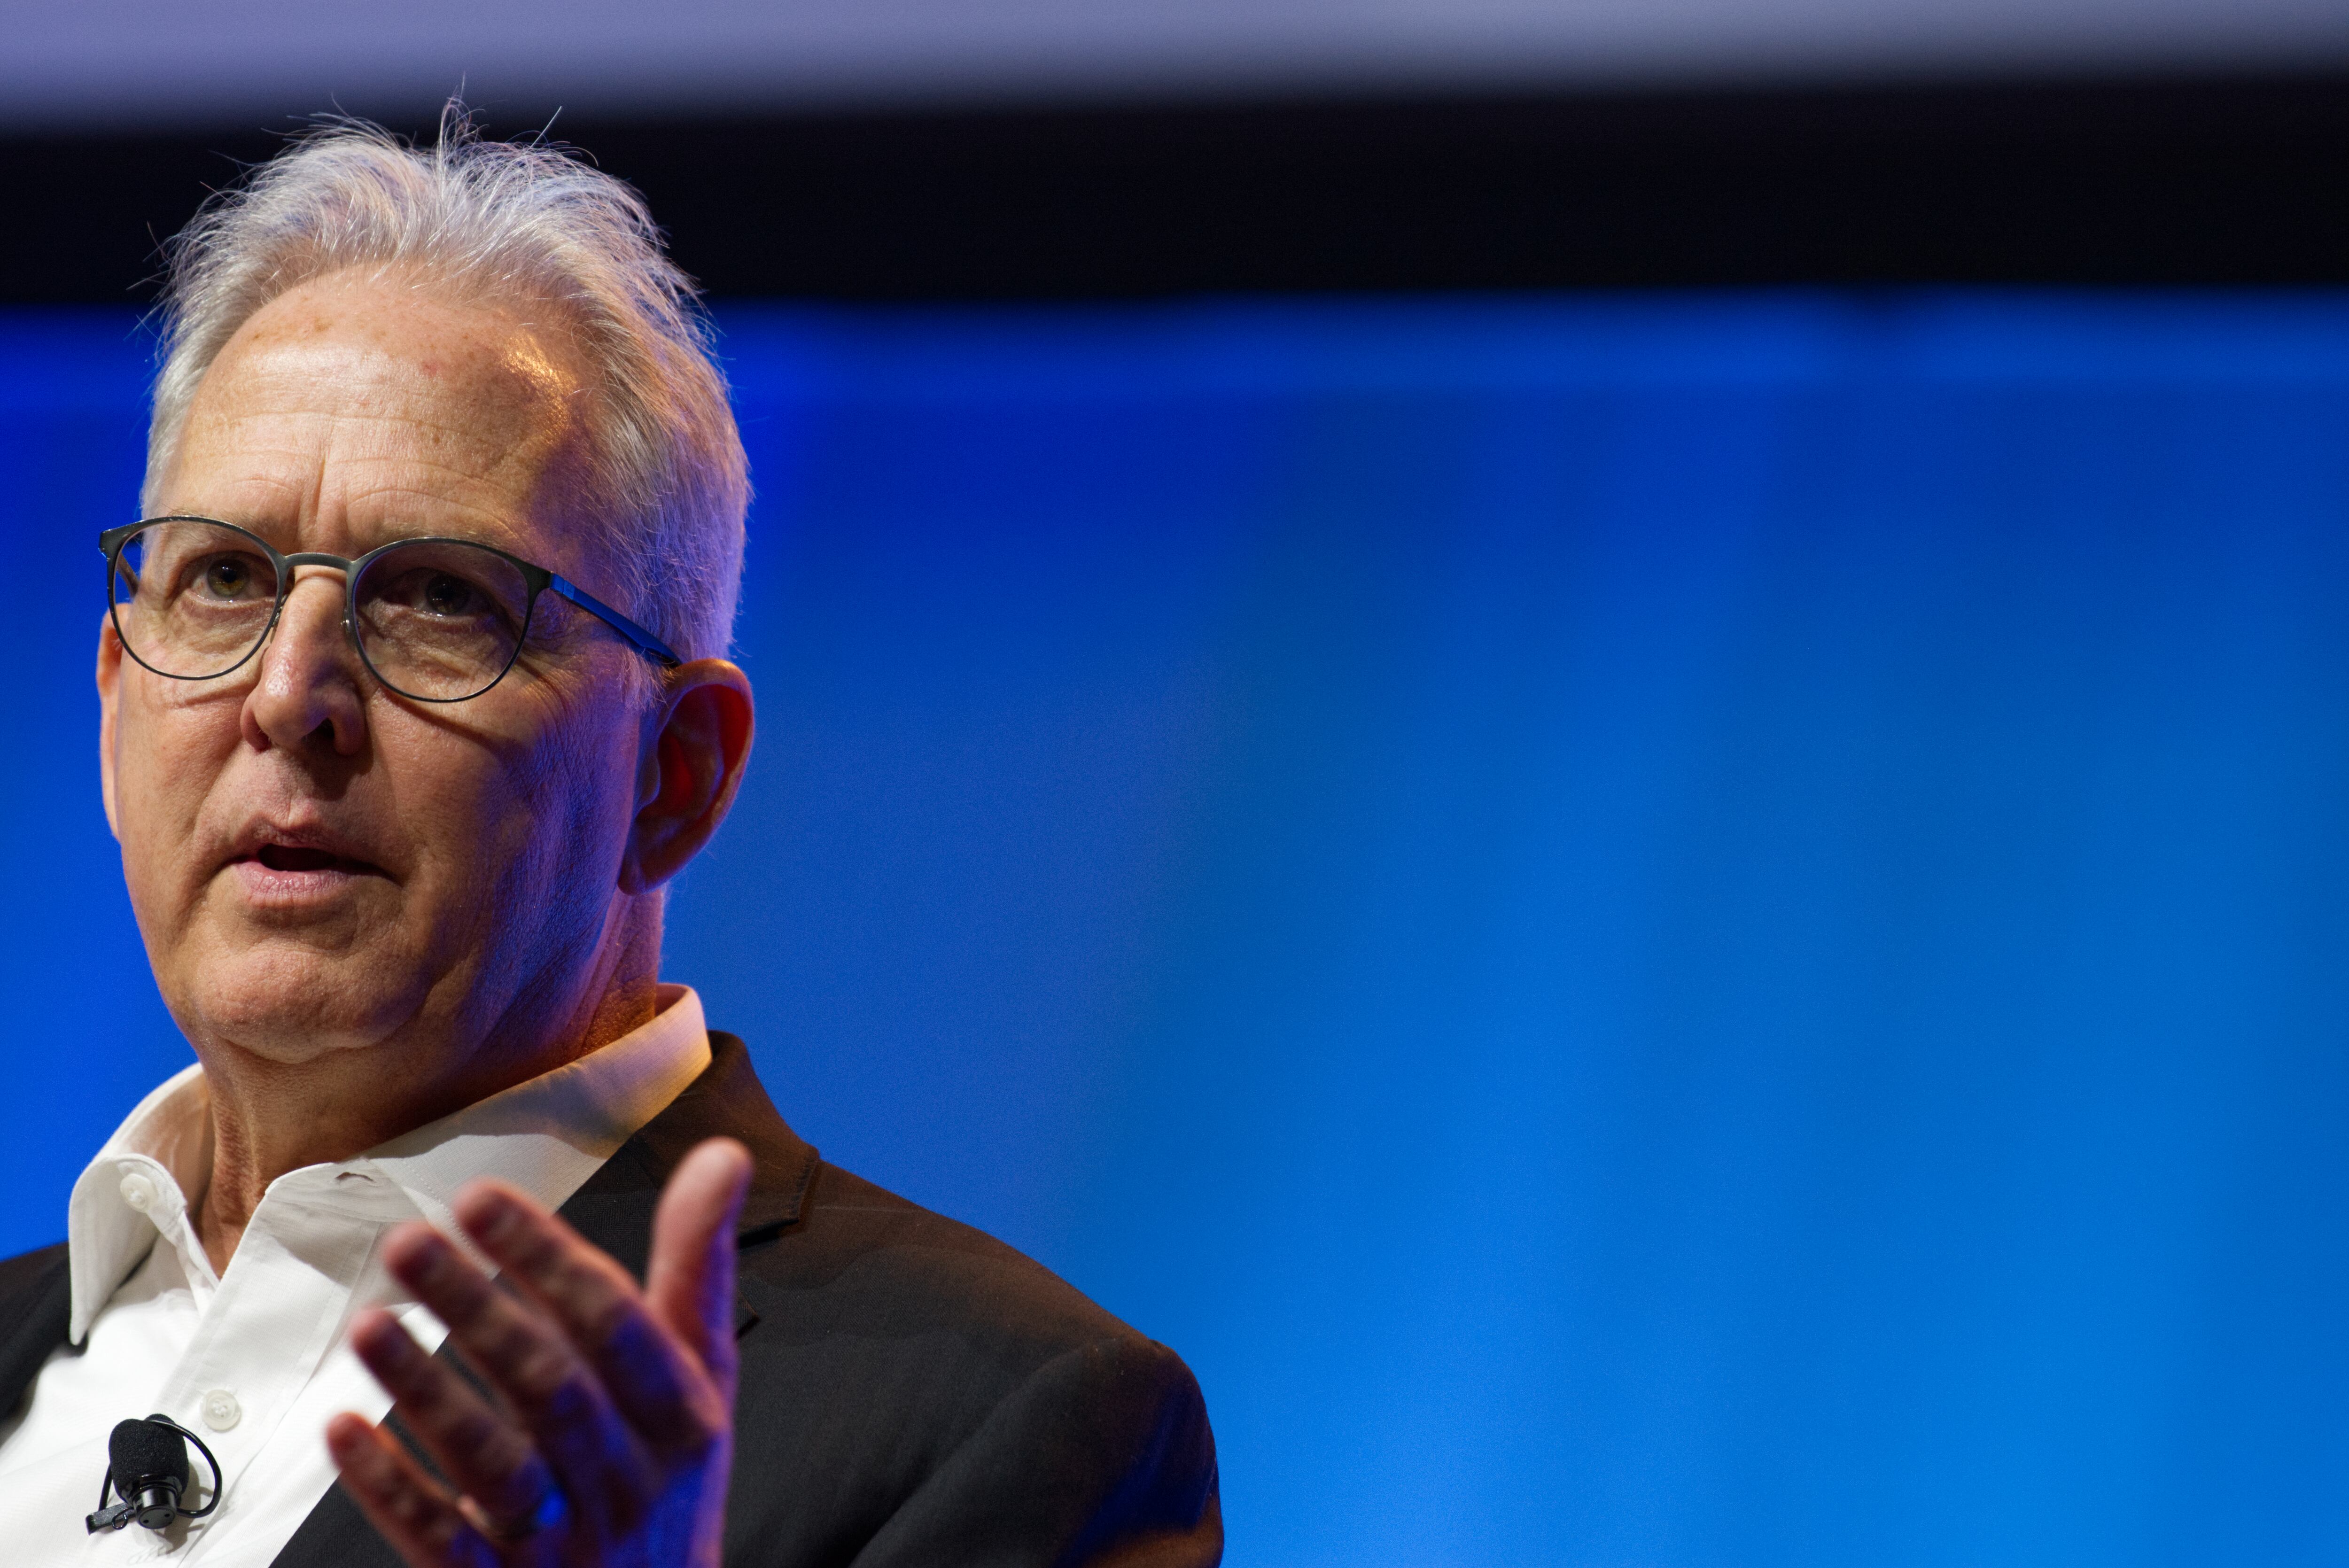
326, 1411, 498, 1568
449, 1180, 725, 1457
645, 1138, 753, 1397
381, 1221, 655, 1533
347, 1306, 555, 1534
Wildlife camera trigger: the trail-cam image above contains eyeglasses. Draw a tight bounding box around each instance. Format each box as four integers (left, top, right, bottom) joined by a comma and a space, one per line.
101, 516, 681, 704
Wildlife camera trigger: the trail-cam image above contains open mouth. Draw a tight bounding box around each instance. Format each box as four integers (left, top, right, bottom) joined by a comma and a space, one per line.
251, 843, 381, 876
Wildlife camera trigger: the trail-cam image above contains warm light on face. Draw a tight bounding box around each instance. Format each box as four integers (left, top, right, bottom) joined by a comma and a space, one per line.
100, 269, 660, 1089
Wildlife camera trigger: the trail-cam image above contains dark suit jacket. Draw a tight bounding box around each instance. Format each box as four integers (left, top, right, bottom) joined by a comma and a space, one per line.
0, 1033, 1222, 1565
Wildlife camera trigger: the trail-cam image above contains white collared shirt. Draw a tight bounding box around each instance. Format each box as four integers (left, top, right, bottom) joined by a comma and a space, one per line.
0, 986, 714, 1564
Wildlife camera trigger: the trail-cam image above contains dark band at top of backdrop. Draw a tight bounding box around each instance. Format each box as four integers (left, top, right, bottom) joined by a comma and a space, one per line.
7, 69, 2349, 304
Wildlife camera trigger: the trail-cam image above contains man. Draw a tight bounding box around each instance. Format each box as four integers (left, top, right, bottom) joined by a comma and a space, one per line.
0, 114, 1221, 1566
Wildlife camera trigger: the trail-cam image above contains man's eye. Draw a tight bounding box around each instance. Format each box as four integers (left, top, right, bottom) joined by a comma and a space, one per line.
201, 559, 251, 598
422, 573, 482, 616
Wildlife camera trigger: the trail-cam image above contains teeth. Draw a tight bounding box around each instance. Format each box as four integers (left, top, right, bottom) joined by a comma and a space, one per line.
257, 845, 341, 872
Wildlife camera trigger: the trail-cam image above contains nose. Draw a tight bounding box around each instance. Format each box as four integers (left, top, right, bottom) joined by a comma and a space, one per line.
240, 567, 367, 757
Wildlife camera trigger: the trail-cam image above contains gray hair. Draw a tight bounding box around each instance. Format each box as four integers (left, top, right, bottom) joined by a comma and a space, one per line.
144, 107, 747, 664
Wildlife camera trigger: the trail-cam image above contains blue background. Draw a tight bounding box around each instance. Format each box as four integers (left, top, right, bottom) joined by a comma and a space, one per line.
7, 292, 2349, 1564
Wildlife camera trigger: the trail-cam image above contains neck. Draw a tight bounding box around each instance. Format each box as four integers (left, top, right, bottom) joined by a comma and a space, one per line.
190, 896, 662, 1275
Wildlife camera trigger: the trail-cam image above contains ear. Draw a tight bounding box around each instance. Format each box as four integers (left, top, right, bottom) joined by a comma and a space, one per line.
96, 612, 122, 841
619, 659, 755, 895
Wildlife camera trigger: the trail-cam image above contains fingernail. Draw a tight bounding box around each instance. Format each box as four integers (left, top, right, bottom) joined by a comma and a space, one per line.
463, 1189, 520, 1241
389, 1228, 450, 1277
324, 1414, 369, 1460
352, 1314, 410, 1363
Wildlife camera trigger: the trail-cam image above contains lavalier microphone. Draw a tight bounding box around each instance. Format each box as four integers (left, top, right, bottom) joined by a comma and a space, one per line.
85, 1413, 221, 1533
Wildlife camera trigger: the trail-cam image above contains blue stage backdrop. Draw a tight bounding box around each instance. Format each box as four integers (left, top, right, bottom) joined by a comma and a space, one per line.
8, 292, 2349, 1565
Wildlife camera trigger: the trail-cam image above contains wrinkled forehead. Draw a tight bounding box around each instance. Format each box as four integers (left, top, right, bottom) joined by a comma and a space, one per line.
163, 272, 601, 558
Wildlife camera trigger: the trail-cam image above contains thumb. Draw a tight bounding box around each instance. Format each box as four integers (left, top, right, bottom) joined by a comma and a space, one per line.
646, 1137, 754, 1398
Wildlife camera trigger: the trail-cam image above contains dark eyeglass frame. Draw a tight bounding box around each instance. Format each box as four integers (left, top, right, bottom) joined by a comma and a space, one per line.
101, 514, 683, 704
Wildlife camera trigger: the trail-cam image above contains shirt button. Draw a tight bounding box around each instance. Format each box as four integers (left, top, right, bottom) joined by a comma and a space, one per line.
117, 1172, 159, 1213
200, 1389, 241, 1431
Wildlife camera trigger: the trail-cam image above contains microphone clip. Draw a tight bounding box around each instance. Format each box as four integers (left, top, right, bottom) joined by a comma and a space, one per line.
86, 1413, 221, 1534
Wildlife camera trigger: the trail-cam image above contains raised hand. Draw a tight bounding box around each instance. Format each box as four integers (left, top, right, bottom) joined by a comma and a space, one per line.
326, 1137, 754, 1567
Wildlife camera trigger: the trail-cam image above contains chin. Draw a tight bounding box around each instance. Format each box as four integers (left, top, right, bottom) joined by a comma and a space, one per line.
169, 943, 422, 1067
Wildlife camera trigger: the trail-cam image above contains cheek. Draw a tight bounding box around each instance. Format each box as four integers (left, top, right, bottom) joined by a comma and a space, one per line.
525, 700, 643, 881
400, 691, 641, 931
112, 682, 241, 908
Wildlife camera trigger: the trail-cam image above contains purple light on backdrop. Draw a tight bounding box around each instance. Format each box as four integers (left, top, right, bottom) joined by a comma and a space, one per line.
6, 0, 2349, 128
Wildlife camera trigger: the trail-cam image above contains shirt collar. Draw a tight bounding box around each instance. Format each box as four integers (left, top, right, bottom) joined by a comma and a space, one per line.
66, 985, 713, 1343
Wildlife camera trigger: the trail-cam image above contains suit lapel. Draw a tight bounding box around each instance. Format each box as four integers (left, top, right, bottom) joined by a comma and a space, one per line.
549, 1031, 817, 1276
271, 1032, 815, 1568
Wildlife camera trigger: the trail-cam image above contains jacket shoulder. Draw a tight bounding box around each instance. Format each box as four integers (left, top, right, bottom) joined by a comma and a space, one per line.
0, 1242, 71, 1428
624, 1032, 1218, 1563
752, 1159, 1129, 1352
727, 1161, 1220, 1566
0, 1241, 66, 1311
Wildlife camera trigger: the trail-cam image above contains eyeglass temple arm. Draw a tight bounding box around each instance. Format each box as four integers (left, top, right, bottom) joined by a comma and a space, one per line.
547, 574, 683, 669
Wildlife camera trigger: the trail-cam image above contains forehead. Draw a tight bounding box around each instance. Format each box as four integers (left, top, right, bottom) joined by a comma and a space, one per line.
165, 270, 592, 552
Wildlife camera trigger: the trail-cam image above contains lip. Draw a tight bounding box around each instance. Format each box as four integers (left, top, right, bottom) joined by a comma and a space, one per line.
223, 819, 394, 905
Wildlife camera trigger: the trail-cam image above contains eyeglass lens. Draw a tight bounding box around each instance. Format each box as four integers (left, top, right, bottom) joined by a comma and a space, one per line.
109, 519, 537, 701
